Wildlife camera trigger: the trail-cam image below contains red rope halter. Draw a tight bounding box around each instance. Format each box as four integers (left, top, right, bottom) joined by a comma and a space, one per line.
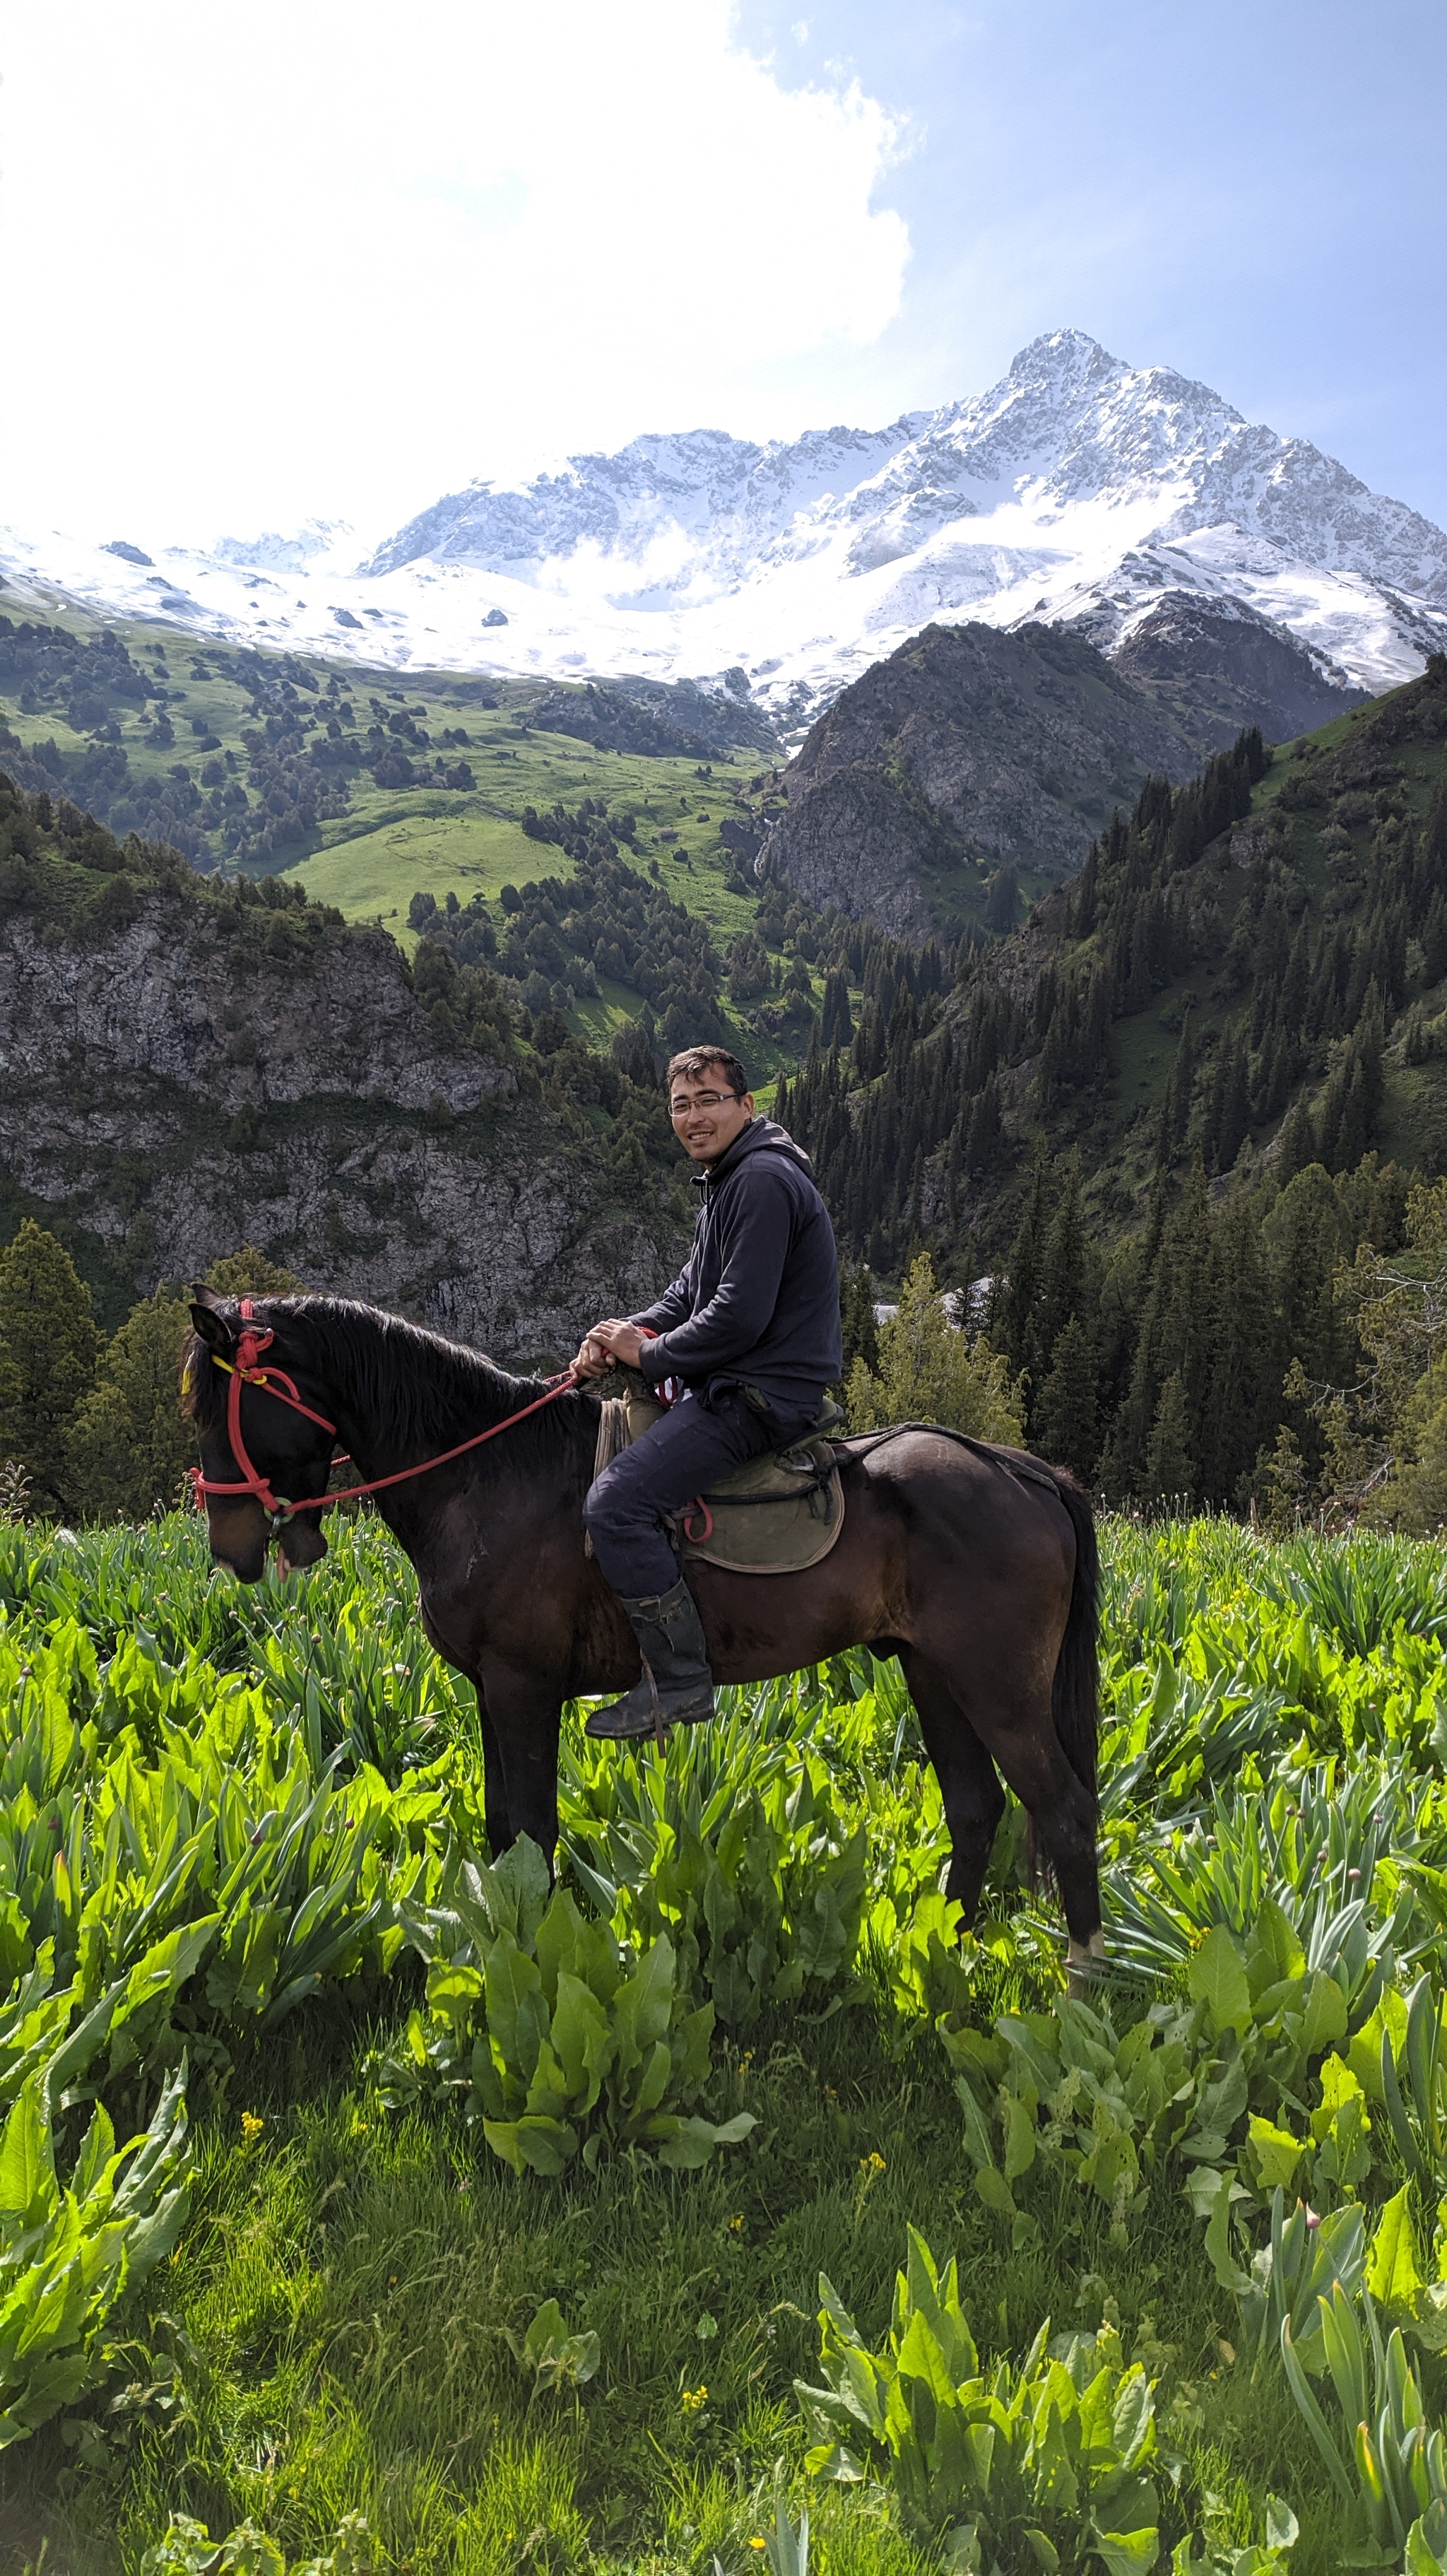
190, 1299, 580, 1533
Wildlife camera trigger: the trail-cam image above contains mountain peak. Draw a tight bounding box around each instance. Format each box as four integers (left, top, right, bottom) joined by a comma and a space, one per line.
5, 336, 1443, 727
1006, 327, 1119, 382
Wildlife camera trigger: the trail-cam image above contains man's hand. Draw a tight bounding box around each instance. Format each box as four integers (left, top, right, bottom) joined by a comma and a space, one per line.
570, 1319, 647, 1378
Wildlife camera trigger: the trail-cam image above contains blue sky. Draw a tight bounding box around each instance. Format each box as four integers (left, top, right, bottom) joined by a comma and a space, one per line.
734, 0, 1447, 523
2, 0, 1442, 539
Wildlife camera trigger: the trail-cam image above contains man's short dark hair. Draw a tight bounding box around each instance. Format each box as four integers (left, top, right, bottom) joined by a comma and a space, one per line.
666, 1046, 750, 1098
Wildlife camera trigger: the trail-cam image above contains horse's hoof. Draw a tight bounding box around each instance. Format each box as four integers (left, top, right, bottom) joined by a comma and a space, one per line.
1065, 1931, 1106, 1996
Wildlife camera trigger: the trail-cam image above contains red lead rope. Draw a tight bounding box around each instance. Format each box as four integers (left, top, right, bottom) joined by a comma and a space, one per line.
191, 1301, 580, 1528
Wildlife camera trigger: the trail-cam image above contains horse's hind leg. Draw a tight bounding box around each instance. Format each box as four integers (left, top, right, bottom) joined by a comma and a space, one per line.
898, 1648, 1006, 1927
959, 1676, 1102, 1953
902, 1640, 1101, 1951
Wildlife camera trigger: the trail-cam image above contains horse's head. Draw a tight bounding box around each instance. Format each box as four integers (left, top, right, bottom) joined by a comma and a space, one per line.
184, 1288, 336, 1582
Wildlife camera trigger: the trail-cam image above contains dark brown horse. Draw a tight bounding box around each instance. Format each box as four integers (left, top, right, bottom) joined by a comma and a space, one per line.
184, 1290, 1104, 1963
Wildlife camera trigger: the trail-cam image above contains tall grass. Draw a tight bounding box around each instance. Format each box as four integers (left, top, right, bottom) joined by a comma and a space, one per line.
3, 1512, 1447, 2570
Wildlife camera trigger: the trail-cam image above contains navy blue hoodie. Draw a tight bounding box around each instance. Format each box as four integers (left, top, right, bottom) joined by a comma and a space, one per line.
630, 1117, 842, 1415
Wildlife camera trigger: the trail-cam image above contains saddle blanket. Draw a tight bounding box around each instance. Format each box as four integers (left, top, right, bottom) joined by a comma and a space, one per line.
591, 1384, 846, 1576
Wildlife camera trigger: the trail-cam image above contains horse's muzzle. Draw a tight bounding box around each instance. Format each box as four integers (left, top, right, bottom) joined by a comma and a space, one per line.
203, 1499, 271, 1583
203, 1498, 328, 1583
278, 1517, 329, 1572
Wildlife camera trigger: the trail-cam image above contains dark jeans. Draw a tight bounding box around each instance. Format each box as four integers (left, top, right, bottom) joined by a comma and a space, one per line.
584, 1387, 820, 1598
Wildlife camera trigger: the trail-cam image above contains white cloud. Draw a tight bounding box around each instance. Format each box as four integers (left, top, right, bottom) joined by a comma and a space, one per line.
0, 0, 909, 543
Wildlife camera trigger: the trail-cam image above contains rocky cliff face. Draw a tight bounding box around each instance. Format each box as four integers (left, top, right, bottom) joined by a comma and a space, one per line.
1101, 593, 1369, 743
0, 900, 683, 1358
762, 622, 1205, 939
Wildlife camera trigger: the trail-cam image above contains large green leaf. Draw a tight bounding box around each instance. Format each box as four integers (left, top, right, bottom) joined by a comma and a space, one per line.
1091, 2519, 1161, 2575
1187, 1928, 1252, 2036
482, 1931, 548, 2090
612, 1936, 678, 2069
0, 2082, 54, 2230
549, 1970, 610, 2107
1366, 2186, 1424, 2313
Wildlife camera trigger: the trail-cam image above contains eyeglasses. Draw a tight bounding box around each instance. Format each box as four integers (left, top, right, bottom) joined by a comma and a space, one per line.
669, 1090, 740, 1115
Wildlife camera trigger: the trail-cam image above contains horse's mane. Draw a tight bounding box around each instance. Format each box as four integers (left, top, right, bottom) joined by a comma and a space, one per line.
183, 1293, 597, 1474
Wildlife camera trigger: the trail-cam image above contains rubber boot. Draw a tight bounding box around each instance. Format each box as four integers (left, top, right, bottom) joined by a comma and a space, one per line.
585, 1577, 715, 1740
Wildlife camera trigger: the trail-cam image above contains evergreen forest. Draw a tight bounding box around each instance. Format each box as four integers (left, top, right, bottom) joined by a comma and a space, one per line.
781, 654, 1447, 1524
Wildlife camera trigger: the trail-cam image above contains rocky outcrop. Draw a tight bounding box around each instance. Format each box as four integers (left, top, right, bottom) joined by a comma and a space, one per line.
757, 767, 939, 943
0, 900, 684, 1359
1107, 594, 1370, 745
762, 622, 1205, 939
0, 905, 512, 1117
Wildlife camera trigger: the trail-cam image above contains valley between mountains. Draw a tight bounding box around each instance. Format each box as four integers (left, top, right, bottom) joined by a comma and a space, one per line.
4, 324, 1447, 1524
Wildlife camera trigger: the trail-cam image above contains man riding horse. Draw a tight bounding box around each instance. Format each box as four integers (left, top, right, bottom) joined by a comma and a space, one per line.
573, 1045, 842, 1741
186, 1044, 1102, 1953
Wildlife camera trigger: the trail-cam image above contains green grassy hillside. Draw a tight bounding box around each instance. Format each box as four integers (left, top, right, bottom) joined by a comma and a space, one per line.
7, 594, 1444, 1178
1084, 682, 1447, 1205
0, 604, 835, 1077
0, 605, 772, 914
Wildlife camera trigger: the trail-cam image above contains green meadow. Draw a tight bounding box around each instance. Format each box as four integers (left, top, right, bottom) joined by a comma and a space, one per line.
6, 1510, 1447, 2570
0, 604, 774, 945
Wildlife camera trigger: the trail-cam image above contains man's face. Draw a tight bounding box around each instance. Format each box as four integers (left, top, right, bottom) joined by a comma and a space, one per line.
669, 1069, 755, 1163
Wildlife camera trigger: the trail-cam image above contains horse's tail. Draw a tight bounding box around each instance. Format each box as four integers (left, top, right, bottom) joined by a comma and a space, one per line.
1045, 1467, 1100, 1813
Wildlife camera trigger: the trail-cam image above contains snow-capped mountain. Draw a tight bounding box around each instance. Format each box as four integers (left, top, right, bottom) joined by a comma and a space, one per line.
4, 331, 1444, 735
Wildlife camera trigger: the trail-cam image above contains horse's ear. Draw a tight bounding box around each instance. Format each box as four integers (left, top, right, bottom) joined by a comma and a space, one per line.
189, 1294, 235, 1353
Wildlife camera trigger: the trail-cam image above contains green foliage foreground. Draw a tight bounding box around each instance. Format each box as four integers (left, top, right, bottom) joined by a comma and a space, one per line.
11, 1516, 1447, 2568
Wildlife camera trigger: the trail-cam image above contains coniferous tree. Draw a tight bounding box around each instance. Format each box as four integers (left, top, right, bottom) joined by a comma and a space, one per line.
1035, 1159, 1088, 1389
1265, 1163, 1352, 1396
0, 1222, 103, 1515
1070, 840, 1100, 939
1275, 1098, 1316, 1187
1198, 1192, 1274, 1502
1032, 1315, 1099, 1482
838, 1262, 880, 1387
820, 967, 854, 1051
1210, 1028, 1251, 1172
1143, 1368, 1195, 1505
1166, 1008, 1196, 1154
1102, 1163, 1212, 1498
68, 1286, 195, 1520
984, 865, 1020, 934
846, 1253, 1021, 1441
993, 1143, 1052, 1387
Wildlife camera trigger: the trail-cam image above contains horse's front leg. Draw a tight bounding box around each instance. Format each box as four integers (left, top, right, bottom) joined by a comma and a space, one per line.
476, 1657, 563, 1869
473, 1686, 514, 1858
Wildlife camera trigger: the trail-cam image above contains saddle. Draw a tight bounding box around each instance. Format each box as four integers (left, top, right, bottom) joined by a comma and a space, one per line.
591, 1381, 847, 1576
